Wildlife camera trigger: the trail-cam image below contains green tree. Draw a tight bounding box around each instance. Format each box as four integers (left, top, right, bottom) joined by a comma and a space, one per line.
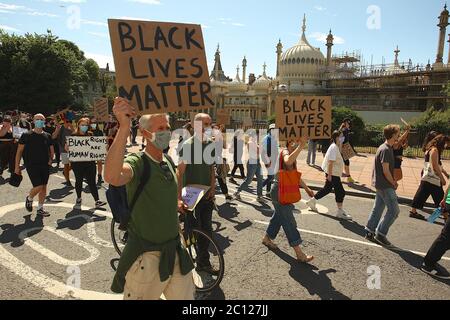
411, 107, 450, 137
331, 106, 366, 145
0, 29, 99, 114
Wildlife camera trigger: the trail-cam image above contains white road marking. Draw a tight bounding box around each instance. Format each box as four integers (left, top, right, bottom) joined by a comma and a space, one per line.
19, 226, 100, 266
0, 202, 121, 300
252, 220, 450, 261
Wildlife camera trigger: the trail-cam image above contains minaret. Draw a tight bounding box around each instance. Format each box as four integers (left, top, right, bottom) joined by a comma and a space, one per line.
263, 62, 267, 77
435, 4, 449, 66
326, 29, 334, 67
394, 45, 400, 66
235, 65, 241, 82
211, 44, 226, 81
242, 56, 247, 84
276, 39, 283, 77
448, 34, 450, 64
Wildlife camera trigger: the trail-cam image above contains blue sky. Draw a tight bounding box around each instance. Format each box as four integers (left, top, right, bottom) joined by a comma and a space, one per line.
0, 0, 448, 79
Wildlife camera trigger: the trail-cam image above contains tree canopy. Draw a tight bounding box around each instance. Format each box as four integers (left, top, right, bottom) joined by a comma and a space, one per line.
0, 29, 100, 114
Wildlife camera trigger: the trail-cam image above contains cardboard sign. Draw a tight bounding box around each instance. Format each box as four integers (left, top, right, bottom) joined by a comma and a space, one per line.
108, 19, 214, 115
55, 108, 70, 124
94, 98, 109, 122
67, 136, 107, 162
216, 109, 230, 125
275, 96, 332, 140
12, 127, 28, 139
182, 184, 211, 212
216, 114, 231, 126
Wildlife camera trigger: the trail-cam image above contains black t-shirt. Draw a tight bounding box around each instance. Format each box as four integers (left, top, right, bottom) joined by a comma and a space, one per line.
43, 126, 56, 143
92, 128, 104, 137
19, 131, 52, 167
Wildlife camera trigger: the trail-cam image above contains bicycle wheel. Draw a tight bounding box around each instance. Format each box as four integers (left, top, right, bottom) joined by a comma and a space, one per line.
184, 228, 225, 293
111, 220, 128, 256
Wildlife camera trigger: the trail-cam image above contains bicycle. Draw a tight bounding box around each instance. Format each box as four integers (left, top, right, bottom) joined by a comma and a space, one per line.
110, 213, 225, 293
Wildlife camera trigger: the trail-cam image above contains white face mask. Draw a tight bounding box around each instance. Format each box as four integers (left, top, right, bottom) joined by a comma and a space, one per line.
203, 127, 212, 140
339, 136, 345, 144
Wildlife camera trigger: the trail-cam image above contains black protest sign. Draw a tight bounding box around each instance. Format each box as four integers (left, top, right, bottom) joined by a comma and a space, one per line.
275, 96, 332, 141
108, 19, 214, 115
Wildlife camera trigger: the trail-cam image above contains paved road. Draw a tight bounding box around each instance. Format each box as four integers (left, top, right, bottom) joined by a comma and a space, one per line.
0, 167, 449, 300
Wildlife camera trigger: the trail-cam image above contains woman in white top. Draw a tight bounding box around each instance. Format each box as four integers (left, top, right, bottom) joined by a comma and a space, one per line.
306, 130, 353, 220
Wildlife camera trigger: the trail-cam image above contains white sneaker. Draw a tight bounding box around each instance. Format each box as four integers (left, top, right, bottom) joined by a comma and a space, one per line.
336, 209, 352, 221
306, 198, 317, 211
74, 198, 82, 209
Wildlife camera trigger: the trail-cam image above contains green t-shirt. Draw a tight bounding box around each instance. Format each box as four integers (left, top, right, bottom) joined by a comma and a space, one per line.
124, 153, 179, 244
446, 188, 450, 205
179, 136, 214, 187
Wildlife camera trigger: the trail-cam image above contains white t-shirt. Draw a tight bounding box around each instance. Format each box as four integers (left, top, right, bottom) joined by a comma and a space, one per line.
322, 143, 344, 177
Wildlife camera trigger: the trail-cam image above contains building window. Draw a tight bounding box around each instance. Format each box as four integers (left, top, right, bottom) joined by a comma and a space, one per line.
306, 58, 310, 64
301, 58, 306, 63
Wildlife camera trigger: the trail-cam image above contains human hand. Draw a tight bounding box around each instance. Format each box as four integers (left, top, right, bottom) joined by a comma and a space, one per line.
178, 199, 188, 214
207, 188, 215, 200
113, 97, 135, 128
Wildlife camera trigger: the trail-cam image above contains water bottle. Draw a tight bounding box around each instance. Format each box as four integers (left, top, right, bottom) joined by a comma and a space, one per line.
428, 207, 442, 224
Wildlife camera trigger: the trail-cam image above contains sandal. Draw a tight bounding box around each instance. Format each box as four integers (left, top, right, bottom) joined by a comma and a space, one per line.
409, 211, 426, 221
297, 253, 314, 264
262, 238, 278, 250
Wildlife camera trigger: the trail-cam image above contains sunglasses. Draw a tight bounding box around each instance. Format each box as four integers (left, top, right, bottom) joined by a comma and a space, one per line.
160, 162, 174, 181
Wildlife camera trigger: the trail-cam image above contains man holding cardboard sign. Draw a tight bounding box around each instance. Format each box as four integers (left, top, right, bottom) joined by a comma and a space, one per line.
275, 96, 332, 141
108, 20, 214, 114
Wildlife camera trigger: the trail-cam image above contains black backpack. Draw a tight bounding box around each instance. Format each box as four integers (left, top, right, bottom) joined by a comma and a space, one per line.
106, 153, 175, 231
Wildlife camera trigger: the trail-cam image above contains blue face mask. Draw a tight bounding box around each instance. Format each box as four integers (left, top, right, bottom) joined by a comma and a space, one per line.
91, 124, 97, 130
80, 125, 89, 133
34, 120, 45, 129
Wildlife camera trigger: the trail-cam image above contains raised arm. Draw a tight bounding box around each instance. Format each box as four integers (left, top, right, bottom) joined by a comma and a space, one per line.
104, 98, 136, 187
283, 139, 307, 167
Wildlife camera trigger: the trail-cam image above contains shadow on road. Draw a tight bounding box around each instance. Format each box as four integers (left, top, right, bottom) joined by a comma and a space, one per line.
56, 210, 106, 231
389, 247, 450, 286
316, 212, 368, 238
0, 214, 44, 248
0, 176, 11, 186
217, 203, 254, 232
273, 249, 351, 300
47, 185, 74, 201
196, 286, 226, 300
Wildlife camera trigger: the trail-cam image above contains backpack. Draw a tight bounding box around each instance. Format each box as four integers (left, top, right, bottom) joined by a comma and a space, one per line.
106, 153, 176, 231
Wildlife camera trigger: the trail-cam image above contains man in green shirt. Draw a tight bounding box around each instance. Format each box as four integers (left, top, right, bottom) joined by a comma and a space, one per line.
177, 113, 218, 275
104, 97, 194, 300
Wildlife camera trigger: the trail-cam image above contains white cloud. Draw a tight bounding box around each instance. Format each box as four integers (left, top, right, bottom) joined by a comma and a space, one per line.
314, 6, 326, 11
88, 32, 108, 38
81, 19, 108, 27
309, 32, 345, 45
0, 24, 21, 32
219, 18, 245, 27
85, 52, 115, 70
127, 0, 161, 4
0, 2, 59, 18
